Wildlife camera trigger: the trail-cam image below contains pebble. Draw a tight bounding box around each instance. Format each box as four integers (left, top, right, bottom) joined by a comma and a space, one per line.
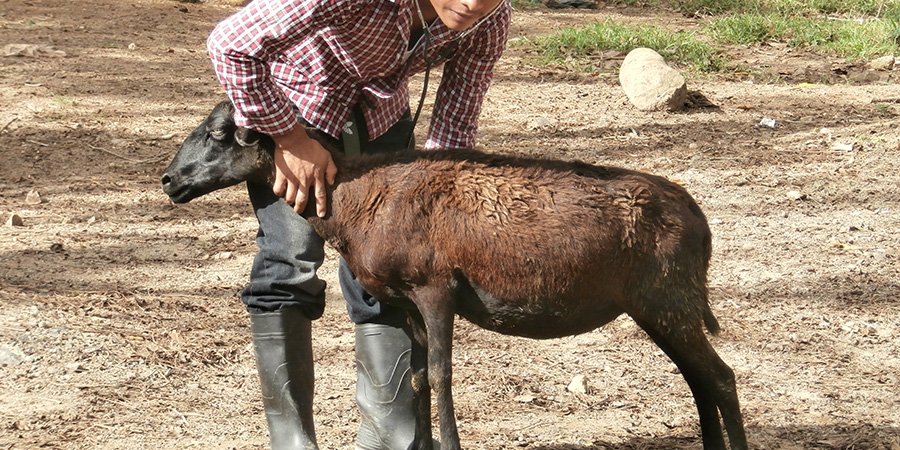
6, 213, 23, 227
25, 190, 42, 205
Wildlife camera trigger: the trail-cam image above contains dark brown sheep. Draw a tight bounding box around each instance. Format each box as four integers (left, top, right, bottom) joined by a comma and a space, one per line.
161, 101, 748, 450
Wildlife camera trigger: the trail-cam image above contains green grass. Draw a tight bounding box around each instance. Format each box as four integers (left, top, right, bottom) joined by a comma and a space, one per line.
673, 0, 900, 19
707, 14, 900, 59
511, 0, 544, 9
527, 20, 724, 72
520, 0, 898, 74
676, 0, 757, 16
872, 103, 894, 116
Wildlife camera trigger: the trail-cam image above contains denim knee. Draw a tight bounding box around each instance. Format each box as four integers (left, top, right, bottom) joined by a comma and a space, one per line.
339, 258, 410, 325
241, 182, 327, 319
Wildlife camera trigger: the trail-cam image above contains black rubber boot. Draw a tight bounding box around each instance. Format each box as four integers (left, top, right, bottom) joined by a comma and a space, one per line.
354, 321, 419, 450
250, 308, 319, 450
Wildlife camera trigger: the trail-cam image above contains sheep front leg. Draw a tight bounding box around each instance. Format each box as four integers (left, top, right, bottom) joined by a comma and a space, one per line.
410, 285, 461, 450
406, 309, 435, 450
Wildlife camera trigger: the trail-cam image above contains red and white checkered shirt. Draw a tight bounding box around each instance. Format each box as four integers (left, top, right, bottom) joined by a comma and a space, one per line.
207, 0, 511, 149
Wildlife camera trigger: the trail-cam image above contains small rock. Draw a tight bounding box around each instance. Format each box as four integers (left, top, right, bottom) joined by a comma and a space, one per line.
786, 190, 807, 201
526, 116, 556, 131
831, 142, 855, 152
566, 374, 589, 394
513, 394, 535, 403
6, 213, 23, 227
25, 190, 42, 205
65, 362, 85, 373
2, 44, 66, 58
211, 251, 234, 260
0, 345, 25, 365
758, 117, 777, 129
128, 43, 137, 51
849, 70, 882, 83
619, 48, 687, 111
868, 54, 895, 71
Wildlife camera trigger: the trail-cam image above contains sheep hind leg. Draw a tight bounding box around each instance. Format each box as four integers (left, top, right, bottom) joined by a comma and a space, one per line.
631, 317, 746, 450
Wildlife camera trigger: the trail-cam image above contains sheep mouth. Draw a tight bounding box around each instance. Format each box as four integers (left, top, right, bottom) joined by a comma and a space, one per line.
161, 182, 199, 204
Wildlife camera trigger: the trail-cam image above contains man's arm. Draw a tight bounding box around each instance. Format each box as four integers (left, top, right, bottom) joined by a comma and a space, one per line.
207, 0, 355, 135
425, 5, 511, 150
206, 0, 353, 215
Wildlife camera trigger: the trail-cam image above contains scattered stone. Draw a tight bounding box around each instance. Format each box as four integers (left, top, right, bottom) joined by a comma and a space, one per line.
758, 117, 777, 129
513, 394, 535, 403
868, 55, 895, 71
211, 251, 234, 260
831, 142, 855, 152
2, 44, 66, 58
6, 213, 23, 227
849, 70, 882, 83
0, 345, 25, 366
619, 48, 687, 111
786, 190, 807, 201
25, 190, 42, 205
566, 374, 589, 394
65, 362, 85, 373
526, 116, 556, 131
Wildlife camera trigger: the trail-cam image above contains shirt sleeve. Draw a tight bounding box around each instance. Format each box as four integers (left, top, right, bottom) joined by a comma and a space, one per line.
206, 0, 359, 136
424, 3, 511, 150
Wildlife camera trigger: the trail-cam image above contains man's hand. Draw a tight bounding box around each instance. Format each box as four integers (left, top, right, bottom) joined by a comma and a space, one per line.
272, 125, 338, 217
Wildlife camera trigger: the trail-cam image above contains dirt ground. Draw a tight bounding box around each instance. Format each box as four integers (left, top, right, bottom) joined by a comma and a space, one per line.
1, 0, 899, 449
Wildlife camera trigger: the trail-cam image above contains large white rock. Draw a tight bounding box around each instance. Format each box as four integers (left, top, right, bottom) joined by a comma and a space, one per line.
619, 47, 687, 111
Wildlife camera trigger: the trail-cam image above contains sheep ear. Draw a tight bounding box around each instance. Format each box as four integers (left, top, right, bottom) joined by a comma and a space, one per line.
235, 127, 260, 147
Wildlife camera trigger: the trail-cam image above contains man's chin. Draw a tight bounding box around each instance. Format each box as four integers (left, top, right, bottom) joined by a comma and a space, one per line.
442, 11, 479, 31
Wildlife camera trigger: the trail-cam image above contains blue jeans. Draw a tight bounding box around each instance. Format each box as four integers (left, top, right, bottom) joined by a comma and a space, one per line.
242, 108, 414, 324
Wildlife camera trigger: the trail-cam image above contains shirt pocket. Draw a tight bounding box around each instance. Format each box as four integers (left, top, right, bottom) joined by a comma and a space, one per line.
322, 16, 406, 80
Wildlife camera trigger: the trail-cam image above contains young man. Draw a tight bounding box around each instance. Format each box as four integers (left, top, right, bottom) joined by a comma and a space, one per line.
206, 0, 511, 448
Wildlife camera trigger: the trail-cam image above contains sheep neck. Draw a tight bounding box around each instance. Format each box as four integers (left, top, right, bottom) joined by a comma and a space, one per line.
306, 151, 407, 254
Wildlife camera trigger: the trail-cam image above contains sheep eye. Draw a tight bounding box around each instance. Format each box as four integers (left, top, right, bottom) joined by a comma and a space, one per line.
209, 129, 227, 141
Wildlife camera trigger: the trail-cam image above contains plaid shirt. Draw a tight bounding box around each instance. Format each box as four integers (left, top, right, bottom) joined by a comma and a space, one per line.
208, 0, 510, 149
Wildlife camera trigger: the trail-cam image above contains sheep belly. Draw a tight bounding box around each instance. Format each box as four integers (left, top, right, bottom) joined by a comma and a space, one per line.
452, 271, 623, 339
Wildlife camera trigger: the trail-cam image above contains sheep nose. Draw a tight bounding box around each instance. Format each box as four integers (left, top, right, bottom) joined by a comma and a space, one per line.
160, 173, 172, 186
